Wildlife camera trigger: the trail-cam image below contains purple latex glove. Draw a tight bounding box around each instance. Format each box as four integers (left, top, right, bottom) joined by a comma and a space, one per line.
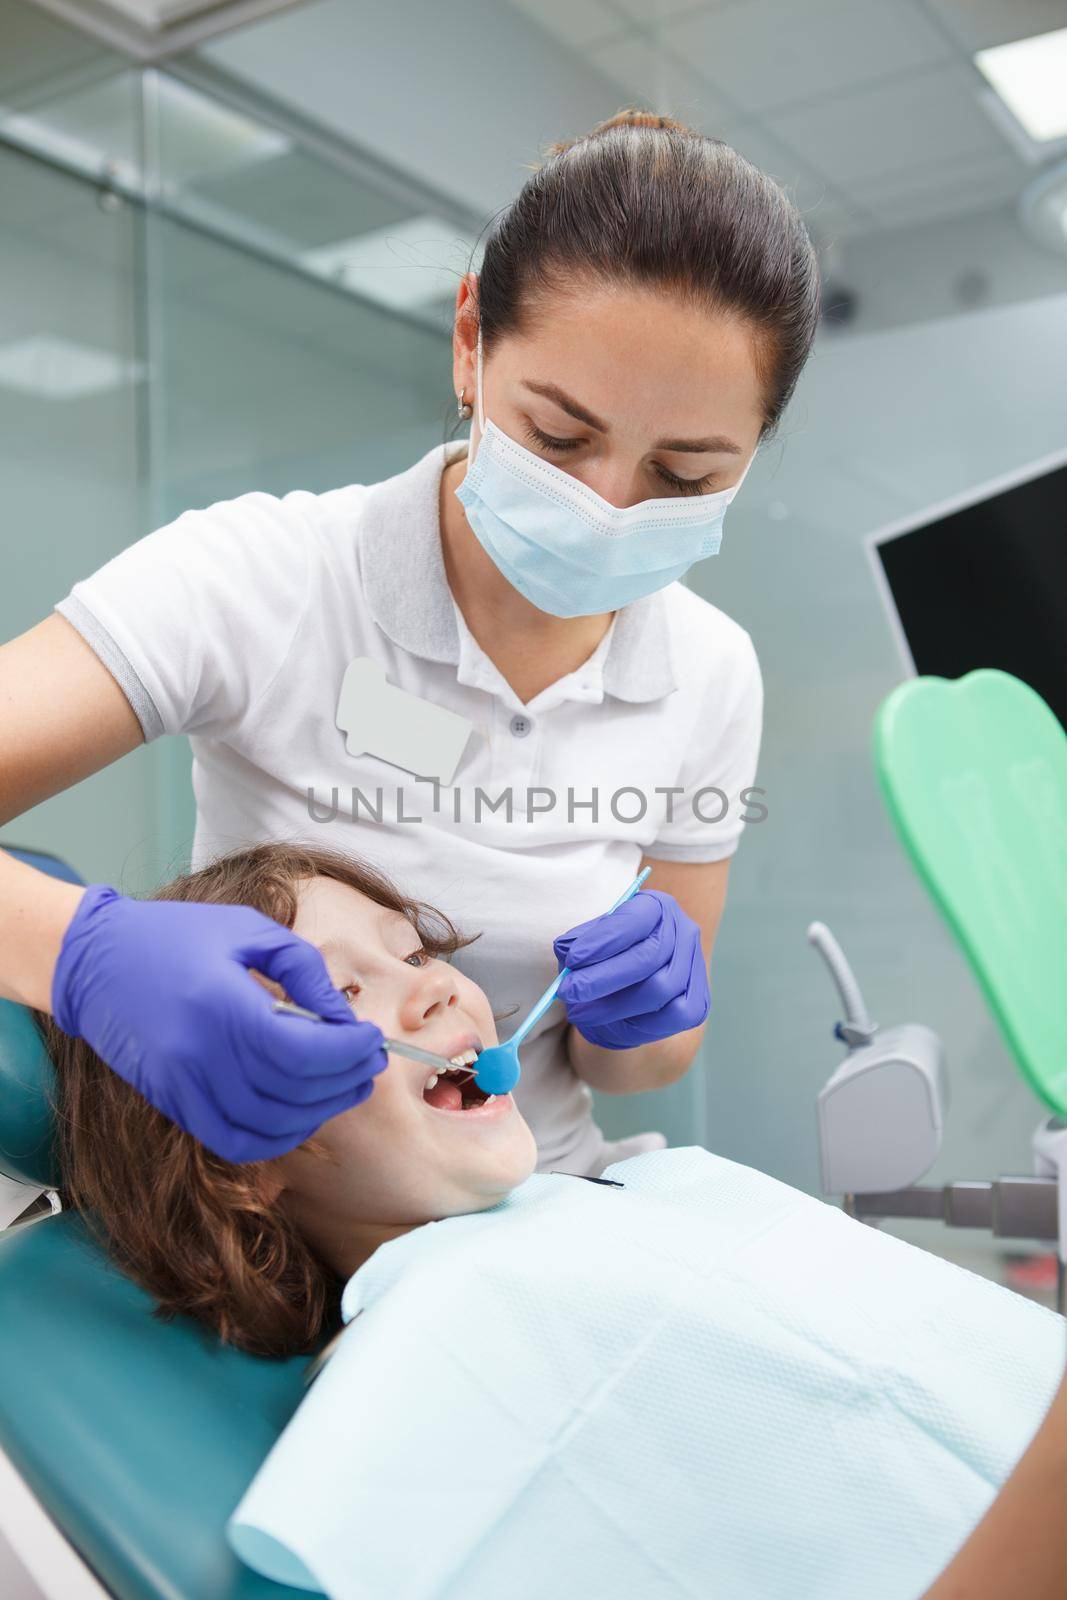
52, 885, 388, 1163
552, 889, 710, 1050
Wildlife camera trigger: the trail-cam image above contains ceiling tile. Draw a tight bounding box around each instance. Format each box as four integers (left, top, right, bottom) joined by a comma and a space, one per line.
190, 147, 412, 250
0, 0, 119, 108
592, 33, 732, 123
201, 0, 633, 220
767, 62, 1008, 187
605, 0, 735, 22
794, 195, 873, 241
869, 181, 1019, 230
506, 0, 626, 50
924, 0, 1067, 52
845, 144, 1026, 210
665, 0, 957, 114
713, 116, 842, 209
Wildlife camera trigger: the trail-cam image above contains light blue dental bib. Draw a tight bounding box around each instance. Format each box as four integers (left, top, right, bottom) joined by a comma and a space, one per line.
230, 1148, 1064, 1600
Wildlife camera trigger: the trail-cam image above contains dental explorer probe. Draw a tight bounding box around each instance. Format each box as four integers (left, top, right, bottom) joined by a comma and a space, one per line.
271, 998, 473, 1079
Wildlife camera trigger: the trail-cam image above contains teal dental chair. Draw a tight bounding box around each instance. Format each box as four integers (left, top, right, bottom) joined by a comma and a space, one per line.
0, 849, 313, 1600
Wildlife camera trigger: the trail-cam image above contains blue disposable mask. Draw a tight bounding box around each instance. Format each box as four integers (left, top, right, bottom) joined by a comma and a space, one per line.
454, 329, 756, 617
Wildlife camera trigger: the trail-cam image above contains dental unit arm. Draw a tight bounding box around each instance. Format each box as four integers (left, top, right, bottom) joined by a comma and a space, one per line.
808, 922, 1065, 1310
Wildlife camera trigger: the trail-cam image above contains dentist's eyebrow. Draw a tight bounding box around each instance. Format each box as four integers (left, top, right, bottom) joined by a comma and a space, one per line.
521, 379, 742, 454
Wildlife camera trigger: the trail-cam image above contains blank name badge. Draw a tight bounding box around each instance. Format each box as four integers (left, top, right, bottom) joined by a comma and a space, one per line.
336, 658, 475, 785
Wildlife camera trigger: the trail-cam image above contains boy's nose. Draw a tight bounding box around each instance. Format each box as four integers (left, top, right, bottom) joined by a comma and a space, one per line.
399, 963, 459, 1030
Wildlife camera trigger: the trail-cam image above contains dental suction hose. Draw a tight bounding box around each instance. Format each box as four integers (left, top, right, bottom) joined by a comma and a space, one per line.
806, 921, 878, 1049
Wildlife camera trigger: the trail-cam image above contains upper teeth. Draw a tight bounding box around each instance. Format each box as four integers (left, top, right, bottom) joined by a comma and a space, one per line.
424, 1048, 479, 1093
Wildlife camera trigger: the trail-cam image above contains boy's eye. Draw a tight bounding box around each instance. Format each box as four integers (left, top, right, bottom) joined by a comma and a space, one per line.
342, 949, 431, 994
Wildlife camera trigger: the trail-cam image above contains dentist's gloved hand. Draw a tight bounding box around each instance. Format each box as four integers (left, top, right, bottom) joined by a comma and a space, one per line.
52, 885, 388, 1163
552, 889, 710, 1050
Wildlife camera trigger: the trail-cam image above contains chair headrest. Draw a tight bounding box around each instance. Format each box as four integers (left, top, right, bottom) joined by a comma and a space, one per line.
0, 999, 59, 1188
874, 669, 1067, 1115
0, 848, 83, 1189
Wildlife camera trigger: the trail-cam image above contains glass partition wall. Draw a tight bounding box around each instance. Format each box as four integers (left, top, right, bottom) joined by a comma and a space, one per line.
0, 10, 467, 892
0, 11, 158, 892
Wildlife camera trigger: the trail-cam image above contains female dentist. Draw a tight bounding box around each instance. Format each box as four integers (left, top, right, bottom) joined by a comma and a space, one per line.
0, 109, 820, 1173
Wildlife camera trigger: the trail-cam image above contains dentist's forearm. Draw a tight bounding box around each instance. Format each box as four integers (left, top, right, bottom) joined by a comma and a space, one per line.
0, 848, 85, 1011
567, 1023, 704, 1094
0, 613, 144, 1010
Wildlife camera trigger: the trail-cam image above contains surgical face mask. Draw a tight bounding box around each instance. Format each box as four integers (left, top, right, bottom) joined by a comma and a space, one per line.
454, 329, 756, 618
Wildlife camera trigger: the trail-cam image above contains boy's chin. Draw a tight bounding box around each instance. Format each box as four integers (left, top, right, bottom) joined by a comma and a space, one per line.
451, 1162, 532, 1211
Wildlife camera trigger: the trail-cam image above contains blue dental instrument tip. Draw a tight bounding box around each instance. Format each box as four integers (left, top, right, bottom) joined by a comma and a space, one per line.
472, 865, 651, 1097
472, 1050, 521, 1097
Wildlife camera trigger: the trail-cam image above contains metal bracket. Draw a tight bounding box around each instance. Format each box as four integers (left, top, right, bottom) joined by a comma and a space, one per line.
850, 1178, 1059, 1241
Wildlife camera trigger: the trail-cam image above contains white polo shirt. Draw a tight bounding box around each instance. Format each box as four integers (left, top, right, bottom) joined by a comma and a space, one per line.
56, 440, 763, 1176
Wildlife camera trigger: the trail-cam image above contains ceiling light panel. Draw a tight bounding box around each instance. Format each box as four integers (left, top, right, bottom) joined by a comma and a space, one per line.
975, 27, 1067, 142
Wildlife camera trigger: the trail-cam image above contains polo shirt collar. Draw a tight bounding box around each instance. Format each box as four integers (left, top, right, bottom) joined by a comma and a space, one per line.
361, 441, 678, 704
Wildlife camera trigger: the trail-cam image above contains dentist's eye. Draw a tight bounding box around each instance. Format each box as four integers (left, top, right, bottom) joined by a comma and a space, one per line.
655, 466, 717, 496
524, 422, 581, 454
526, 420, 715, 496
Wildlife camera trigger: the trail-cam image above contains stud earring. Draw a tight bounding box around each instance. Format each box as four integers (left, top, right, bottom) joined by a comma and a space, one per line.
457, 390, 473, 421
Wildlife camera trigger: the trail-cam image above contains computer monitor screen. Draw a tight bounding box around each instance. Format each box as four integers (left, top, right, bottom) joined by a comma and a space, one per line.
871, 452, 1067, 729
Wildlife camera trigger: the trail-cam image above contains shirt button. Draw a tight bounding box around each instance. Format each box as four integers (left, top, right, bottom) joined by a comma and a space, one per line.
509, 713, 533, 738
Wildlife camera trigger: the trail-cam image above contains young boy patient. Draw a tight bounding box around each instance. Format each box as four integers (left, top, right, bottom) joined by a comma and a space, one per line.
42, 841, 538, 1359
38, 841, 1067, 1600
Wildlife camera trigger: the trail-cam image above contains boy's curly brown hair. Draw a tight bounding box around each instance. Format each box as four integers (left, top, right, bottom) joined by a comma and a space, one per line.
38, 841, 474, 1359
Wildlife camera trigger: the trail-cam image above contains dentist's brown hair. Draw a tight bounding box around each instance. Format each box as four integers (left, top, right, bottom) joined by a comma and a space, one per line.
471, 107, 821, 440
39, 842, 474, 1359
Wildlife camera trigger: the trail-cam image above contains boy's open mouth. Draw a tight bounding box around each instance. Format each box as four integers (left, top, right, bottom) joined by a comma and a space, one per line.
423, 1048, 490, 1112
